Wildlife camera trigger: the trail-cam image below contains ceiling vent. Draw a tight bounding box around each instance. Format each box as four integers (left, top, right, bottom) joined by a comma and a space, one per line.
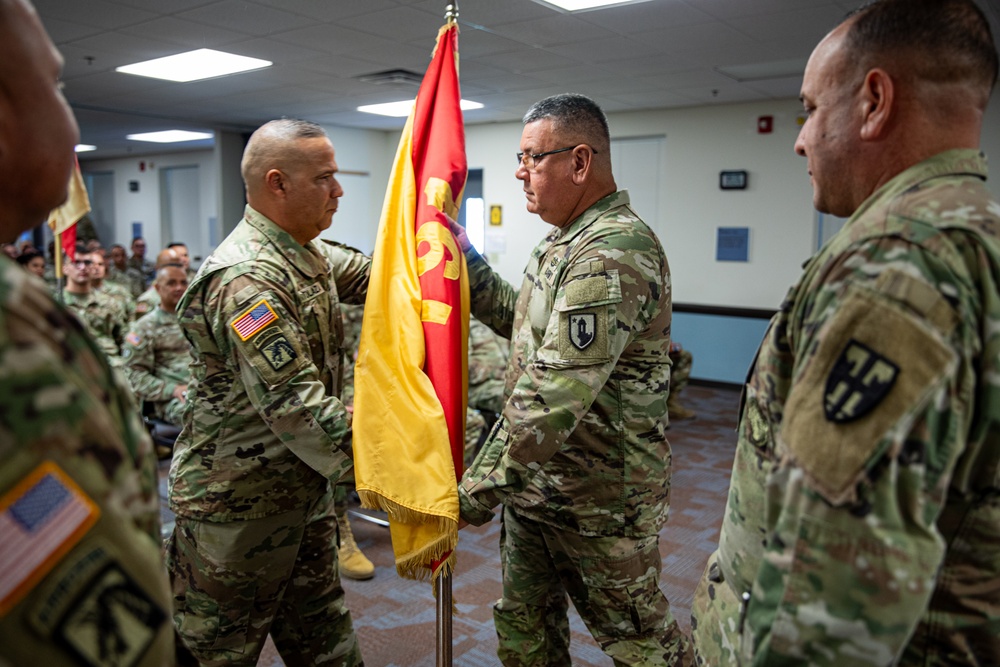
356, 69, 424, 86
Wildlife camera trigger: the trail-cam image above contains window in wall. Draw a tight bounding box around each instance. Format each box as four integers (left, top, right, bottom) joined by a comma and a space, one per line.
459, 168, 485, 253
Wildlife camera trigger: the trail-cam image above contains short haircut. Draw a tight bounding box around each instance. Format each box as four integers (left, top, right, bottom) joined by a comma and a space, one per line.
522, 94, 610, 152
240, 118, 328, 188
845, 0, 998, 97
155, 262, 186, 282
16, 250, 42, 266
166, 242, 187, 249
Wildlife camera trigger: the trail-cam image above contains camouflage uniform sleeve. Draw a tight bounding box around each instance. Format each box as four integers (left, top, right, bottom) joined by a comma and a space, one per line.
123, 318, 175, 402
465, 248, 517, 339
211, 270, 352, 482
319, 239, 371, 306
459, 227, 664, 525
744, 231, 991, 664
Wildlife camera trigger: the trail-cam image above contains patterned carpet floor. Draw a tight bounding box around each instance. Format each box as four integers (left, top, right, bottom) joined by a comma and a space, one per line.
159, 383, 741, 666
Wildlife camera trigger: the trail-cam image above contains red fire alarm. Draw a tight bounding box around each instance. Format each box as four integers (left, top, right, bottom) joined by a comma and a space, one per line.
757, 116, 773, 134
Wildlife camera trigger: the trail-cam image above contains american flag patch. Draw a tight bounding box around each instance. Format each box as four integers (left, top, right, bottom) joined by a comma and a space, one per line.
126, 332, 141, 346
231, 299, 279, 341
0, 461, 100, 616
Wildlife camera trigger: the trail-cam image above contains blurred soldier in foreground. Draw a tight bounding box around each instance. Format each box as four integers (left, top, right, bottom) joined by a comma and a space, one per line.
691, 1, 1000, 664
168, 119, 370, 665
0, 0, 174, 664
456, 93, 692, 666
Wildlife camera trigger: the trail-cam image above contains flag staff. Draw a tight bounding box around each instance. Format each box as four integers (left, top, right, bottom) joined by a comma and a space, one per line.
435, 4, 458, 664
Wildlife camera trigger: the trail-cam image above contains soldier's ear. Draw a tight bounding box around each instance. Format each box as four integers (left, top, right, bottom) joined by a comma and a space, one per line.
264, 169, 286, 196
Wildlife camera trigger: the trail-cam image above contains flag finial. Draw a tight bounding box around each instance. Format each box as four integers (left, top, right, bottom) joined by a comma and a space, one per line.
445, 2, 458, 23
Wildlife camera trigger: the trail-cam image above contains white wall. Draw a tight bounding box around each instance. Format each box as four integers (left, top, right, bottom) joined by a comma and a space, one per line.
81, 150, 217, 257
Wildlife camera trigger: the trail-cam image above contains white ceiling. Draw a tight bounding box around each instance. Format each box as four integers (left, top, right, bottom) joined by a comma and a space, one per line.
34, 0, 1000, 160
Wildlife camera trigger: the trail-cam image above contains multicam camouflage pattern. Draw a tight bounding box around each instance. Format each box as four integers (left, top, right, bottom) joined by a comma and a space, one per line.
464, 317, 509, 465
107, 263, 146, 299
0, 257, 173, 666
339, 302, 365, 408
169, 205, 370, 520
666, 346, 692, 418
166, 492, 362, 667
459, 190, 689, 664
123, 306, 195, 425
459, 190, 675, 538
496, 506, 693, 666
691, 149, 1000, 666
133, 284, 160, 318
61, 287, 127, 364
96, 278, 136, 322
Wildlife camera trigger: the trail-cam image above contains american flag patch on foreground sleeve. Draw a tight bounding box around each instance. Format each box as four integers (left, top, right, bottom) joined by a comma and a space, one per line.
0, 461, 100, 615
231, 298, 279, 341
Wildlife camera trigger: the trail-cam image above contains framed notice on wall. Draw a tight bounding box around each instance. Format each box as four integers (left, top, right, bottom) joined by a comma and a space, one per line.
717, 227, 749, 262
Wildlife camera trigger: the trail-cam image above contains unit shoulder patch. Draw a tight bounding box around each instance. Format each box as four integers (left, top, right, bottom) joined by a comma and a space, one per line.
256, 332, 299, 372
824, 339, 899, 423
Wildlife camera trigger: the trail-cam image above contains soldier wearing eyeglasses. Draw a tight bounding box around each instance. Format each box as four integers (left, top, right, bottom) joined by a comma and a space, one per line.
455, 93, 692, 666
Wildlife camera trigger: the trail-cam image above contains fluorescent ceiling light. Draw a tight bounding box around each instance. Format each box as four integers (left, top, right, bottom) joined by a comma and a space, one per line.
534, 0, 652, 10
358, 99, 484, 118
116, 48, 271, 82
74, 144, 97, 152
127, 130, 214, 143
716, 59, 807, 82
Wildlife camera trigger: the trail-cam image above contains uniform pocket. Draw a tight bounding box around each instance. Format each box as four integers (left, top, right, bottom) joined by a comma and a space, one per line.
578, 538, 668, 640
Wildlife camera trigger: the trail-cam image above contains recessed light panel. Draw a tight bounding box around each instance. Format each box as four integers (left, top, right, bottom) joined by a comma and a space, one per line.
126, 130, 214, 143
358, 99, 484, 118
534, 0, 653, 11
116, 49, 271, 83
74, 144, 97, 152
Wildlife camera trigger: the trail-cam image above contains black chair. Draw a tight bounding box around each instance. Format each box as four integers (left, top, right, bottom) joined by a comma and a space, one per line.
141, 401, 181, 460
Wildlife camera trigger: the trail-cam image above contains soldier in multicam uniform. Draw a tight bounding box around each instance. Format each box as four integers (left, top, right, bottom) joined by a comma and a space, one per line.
167, 118, 370, 666
666, 342, 694, 422
333, 302, 375, 581
0, 0, 174, 664
123, 263, 193, 427
108, 242, 147, 299
61, 245, 128, 365
690, 1, 1000, 665
91, 247, 136, 322
464, 316, 509, 466
455, 93, 692, 666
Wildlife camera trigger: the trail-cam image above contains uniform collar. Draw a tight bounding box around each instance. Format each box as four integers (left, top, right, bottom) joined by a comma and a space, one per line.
546, 190, 631, 245
244, 205, 327, 278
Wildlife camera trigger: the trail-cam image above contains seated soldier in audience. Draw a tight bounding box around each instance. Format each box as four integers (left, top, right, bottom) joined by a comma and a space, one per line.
61, 243, 127, 364
464, 317, 509, 466
127, 235, 155, 283
123, 264, 194, 447
667, 341, 695, 421
335, 302, 375, 580
167, 241, 198, 281
107, 242, 146, 298
90, 244, 135, 321
134, 246, 182, 317
15, 249, 45, 279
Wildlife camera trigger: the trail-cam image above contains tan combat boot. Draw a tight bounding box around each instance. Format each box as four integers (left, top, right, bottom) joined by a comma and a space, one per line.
337, 513, 375, 580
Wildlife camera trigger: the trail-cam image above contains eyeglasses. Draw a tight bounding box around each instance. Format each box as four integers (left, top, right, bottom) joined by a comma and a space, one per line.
516, 145, 597, 171
72, 259, 93, 266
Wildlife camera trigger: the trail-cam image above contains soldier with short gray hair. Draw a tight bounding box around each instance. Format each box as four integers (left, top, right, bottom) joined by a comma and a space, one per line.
691, 1, 1000, 664
454, 93, 692, 665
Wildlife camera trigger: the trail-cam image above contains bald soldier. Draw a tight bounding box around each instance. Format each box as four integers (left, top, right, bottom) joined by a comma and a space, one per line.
168, 119, 370, 665
0, 0, 174, 664
134, 246, 182, 317
691, 1, 1000, 664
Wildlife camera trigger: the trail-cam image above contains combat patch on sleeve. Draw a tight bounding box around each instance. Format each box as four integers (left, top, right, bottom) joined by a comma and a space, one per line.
783, 286, 956, 504
255, 330, 299, 372
0, 461, 100, 616
230, 298, 279, 341
56, 562, 166, 667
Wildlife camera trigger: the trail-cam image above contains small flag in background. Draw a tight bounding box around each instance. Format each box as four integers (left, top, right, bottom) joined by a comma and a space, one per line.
352, 19, 469, 582
47, 157, 91, 264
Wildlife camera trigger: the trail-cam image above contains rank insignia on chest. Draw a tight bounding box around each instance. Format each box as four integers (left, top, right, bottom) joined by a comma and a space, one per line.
231, 298, 278, 341
568, 313, 597, 350
824, 339, 899, 423
259, 333, 298, 371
